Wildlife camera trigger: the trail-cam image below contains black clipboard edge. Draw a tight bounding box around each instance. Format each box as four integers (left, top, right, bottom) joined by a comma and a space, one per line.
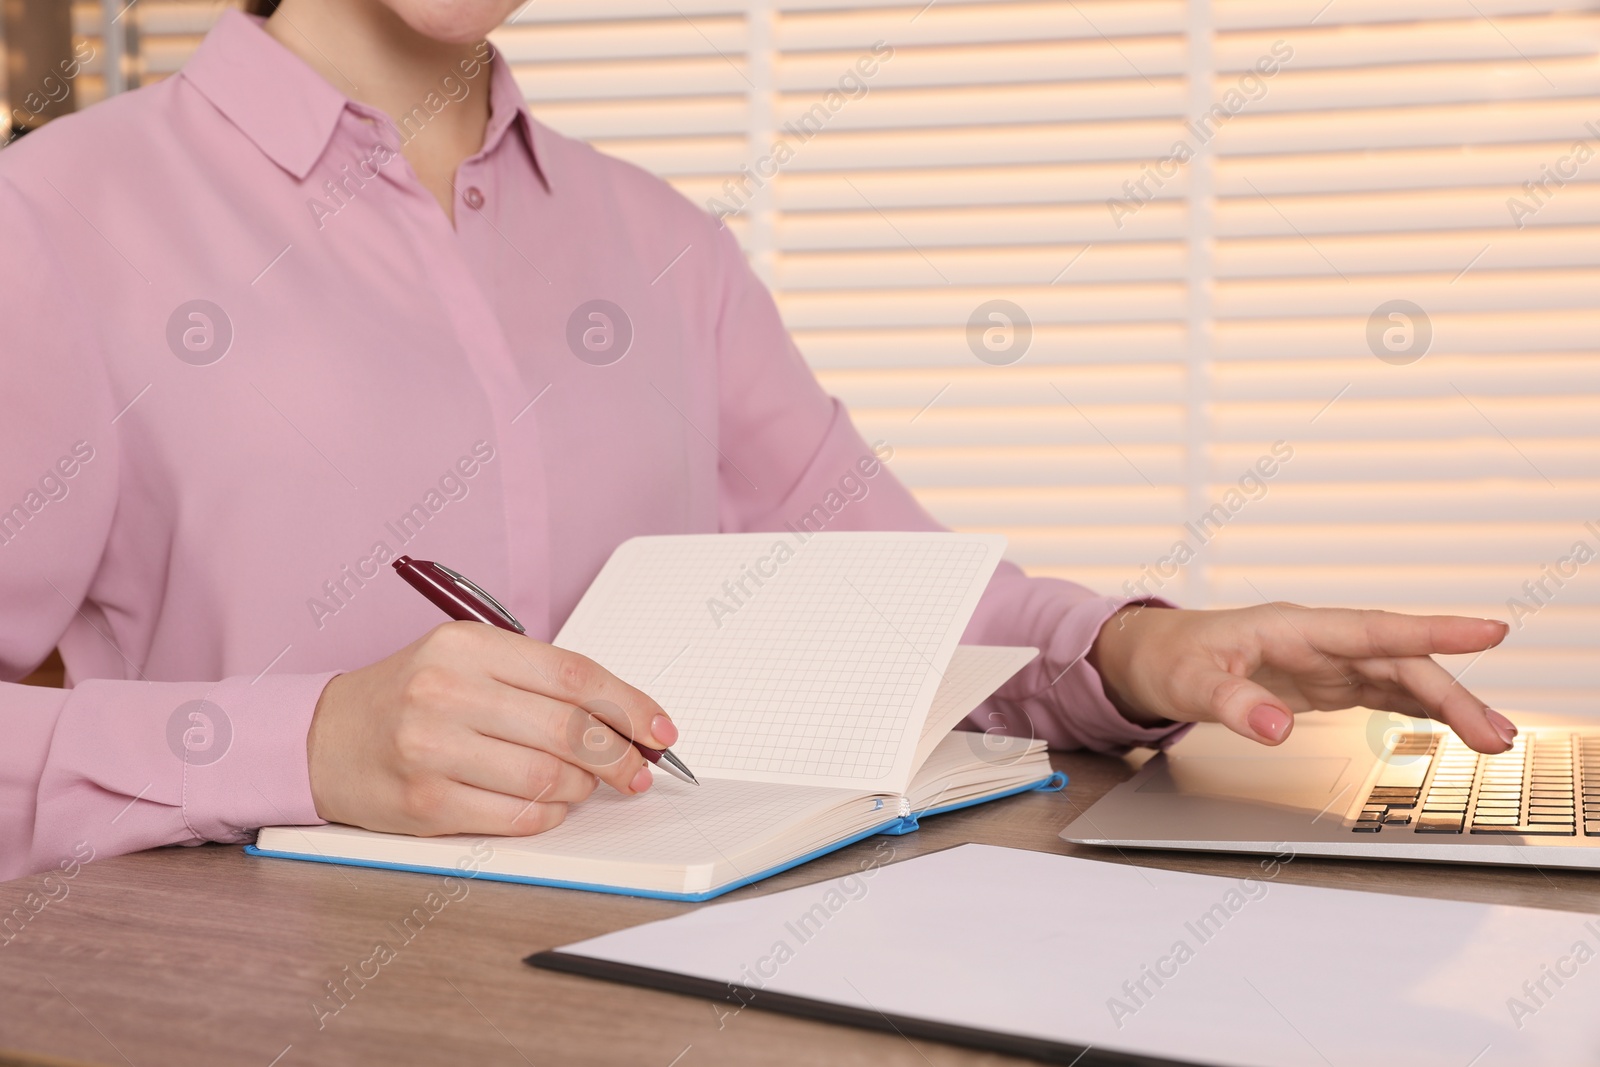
526, 950, 1200, 1067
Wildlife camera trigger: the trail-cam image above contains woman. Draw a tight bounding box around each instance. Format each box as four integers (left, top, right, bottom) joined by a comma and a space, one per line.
0, 0, 1513, 880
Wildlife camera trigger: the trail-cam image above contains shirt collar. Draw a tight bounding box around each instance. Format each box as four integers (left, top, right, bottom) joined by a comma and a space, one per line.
182, 9, 550, 190
181, 10, 348, 181
480, 44, 551, 193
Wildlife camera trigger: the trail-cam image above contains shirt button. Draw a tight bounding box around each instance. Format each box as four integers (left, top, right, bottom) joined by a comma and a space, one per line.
463, 186, 485, 210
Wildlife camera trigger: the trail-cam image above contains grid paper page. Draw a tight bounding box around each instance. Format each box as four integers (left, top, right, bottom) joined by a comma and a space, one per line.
919, 646, 1040, 741
556, 532, 1006, 793
494, 777, 857, 870
913, 645, 1038, 770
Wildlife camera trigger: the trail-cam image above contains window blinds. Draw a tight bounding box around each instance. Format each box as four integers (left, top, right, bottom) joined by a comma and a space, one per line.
61, 0, 1600, 715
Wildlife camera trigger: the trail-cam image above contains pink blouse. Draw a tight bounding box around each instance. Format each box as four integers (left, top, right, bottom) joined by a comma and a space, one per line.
0, 10, 1180, 881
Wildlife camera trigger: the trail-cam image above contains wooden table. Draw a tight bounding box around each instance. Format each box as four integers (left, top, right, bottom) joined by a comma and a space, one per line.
5, 747, 1600, 1067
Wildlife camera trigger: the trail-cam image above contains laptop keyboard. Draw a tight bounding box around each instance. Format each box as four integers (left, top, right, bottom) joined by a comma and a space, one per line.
1354, 731, 1600, 836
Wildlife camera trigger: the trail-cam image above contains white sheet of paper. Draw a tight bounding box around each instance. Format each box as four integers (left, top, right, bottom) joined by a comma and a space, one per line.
555, 844, 1600, 1066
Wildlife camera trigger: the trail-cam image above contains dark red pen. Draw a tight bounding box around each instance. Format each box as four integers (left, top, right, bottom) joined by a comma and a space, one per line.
392, 555, 699, 786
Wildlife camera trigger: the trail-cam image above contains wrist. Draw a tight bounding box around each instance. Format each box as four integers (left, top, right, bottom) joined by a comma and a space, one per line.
1088, 603, 1171, 728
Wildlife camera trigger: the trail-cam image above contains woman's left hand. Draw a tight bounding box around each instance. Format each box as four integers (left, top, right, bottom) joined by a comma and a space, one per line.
1087, 603, 1516, 753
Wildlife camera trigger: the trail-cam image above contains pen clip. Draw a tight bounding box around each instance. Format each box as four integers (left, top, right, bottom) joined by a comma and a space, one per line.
435, 563, 527, 634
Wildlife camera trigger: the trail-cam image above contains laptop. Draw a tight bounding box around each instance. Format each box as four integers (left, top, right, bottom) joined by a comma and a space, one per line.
1060, 712, 1600, 868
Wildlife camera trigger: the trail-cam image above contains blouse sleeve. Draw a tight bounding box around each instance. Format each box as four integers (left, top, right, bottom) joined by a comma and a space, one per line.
0, 180, 329, 881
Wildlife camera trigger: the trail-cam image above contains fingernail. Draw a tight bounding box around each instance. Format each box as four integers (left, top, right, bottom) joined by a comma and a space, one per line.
1486, 708, 1517, 746
629, 765, 654, 794
651, 714, 678, 747
1247, 704, 1292, 743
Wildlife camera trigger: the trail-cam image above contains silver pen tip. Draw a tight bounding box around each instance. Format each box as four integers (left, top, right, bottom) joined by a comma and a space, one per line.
660, 747, 700, 786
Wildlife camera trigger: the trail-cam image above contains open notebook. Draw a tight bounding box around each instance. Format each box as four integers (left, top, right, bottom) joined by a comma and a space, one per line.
250, 533, 1062, 900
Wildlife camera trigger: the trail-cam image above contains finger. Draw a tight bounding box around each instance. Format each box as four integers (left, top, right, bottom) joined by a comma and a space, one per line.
469, 685, 650, 796
1191, 668, 1297, 746
407, 783, 569, 838
1352, 655, 1512, 754
442, 736, 599, 805
471, 627, 678, 750
1268, 607, 1509, 661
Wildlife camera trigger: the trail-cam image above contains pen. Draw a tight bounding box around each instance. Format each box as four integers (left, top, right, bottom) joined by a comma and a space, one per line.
391, 555, 699, 786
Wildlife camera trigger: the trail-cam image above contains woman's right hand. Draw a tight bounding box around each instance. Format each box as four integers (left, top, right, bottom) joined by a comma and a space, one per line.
304, 622, 678, 837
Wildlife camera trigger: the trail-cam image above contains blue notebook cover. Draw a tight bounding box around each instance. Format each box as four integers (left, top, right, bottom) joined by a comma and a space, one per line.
245, 772, 1067, 903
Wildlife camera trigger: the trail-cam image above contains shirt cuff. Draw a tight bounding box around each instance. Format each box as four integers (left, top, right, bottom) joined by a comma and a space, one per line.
179, 670, 335, 840
43, 670, 335, 849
